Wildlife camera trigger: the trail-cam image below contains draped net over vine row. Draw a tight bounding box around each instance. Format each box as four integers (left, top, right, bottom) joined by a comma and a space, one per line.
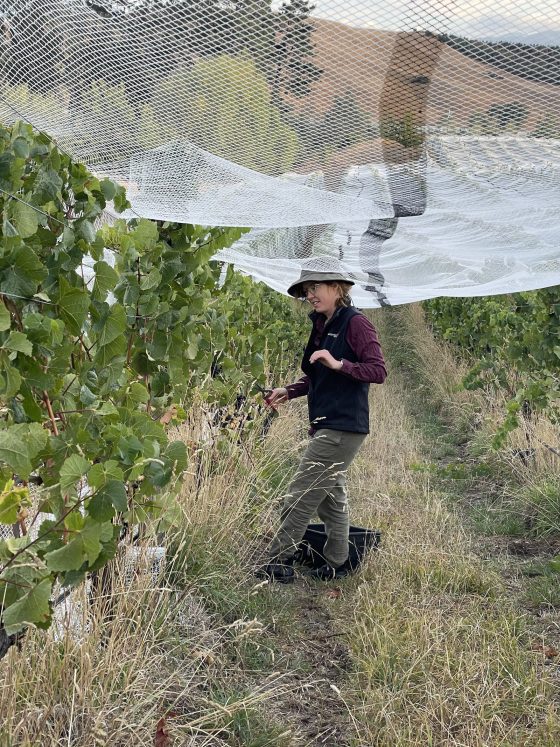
0, 0, 559, 306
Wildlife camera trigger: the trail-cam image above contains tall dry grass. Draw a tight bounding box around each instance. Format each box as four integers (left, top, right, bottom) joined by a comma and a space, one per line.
0, 537, 295, 746
0, 403, 303, 747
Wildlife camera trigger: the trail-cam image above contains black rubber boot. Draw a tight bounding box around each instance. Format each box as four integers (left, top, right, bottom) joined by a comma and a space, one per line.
255, 559, 295, 584
308, 562, 349, 580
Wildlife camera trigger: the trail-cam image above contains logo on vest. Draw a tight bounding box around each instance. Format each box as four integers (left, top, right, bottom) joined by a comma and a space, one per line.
327, 332, 338, 338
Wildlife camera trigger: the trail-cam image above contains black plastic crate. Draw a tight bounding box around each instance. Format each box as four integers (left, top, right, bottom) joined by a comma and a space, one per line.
294, 523, 381, 572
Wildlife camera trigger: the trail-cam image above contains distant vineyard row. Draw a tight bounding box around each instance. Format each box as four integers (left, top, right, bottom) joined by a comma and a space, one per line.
423, 288, 560, 445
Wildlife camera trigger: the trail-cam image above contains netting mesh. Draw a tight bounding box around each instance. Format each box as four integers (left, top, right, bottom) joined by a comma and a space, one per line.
1, 0, 559, 305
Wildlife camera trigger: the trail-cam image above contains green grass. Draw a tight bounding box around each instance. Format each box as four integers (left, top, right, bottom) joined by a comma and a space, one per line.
229, 706, 292, 747
524, 576, 560, 610
469, 504, 526, 536
401, 555, 497, 597
205, 689, 293, 746
462, 477, 560, 539
522, 478, 560, 536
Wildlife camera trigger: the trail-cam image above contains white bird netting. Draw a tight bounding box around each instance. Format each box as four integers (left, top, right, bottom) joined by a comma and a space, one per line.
0, 0, 559, 305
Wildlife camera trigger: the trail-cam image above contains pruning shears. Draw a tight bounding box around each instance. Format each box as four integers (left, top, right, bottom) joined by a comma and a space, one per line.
254, 382, 277, 411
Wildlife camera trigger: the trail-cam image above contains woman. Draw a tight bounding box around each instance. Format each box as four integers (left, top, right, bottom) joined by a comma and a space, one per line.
259, 259, 387, 583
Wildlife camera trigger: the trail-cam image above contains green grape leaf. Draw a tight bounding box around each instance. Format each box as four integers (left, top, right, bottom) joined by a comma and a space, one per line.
0, 423, 48, 479
77, 219, 96, 244
112, 185, 130, 213
0, 481, 29, 524
44, 537, 85, 573
12, 137, 30, 159
58, 278, 90, 335
88, 480, 127, 521
61, 226, 75, 249
0, 363, 21, 398
0, 245, 46, 298
164, 441, 188, 473
0, 491, 20, 523
3, 577, 52, 635
79, 384, 98, 406
20, 383, 43, 422
96, 303, 126, 348
132, 219, 158, 250
2, 217, 18, 237
87, 489, 114, 522
59, 454, 91, 496
45, 518, 109, 571
185, 339, 199, 360
86, 529, 119, 572
93, 260, 119, 301
140, 267, 162, 291
97, 401, 119, 417
12, 199, 39, 239
4, 331, 33, 356
127, 382, 149, 404
80, 520, 103, 565
105, 480, 127, 512
99, 179, 116, 201
88, 461, 123, 489
0, 301, 11, 332
32, 167, 63, 204
94, 335, 125, 367
64, 510, 85, 532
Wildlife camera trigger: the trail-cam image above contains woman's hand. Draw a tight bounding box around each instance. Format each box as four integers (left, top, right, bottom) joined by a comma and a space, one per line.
309, 349, 343, 370
265, 387, 289, 407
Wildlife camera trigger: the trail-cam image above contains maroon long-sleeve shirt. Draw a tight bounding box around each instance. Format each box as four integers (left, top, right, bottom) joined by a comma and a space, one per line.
285, 312, 387, 399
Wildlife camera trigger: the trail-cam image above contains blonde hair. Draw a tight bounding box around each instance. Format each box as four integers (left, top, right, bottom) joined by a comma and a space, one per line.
328, 281, 353, 308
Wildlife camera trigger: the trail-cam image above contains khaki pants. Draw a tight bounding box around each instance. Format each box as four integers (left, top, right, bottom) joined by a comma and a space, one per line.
269, 428, 366, 567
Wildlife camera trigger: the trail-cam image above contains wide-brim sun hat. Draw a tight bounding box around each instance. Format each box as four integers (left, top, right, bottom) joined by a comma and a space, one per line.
287, 257, 356, 298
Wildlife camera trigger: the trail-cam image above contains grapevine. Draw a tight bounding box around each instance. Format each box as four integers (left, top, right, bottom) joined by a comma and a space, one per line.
423, 290, 560, 445
0, 121, 306, 648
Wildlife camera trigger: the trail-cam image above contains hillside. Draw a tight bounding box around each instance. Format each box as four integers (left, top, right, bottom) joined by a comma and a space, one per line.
296, 18, 560, 131
441, 33, 560, 85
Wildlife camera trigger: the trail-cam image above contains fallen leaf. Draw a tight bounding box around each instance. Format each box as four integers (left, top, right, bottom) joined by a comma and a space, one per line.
154, 717, 170, 747
531, 641, 559, 658
159, 406, 178, 425
154, 713, 178, 746
192, 648, 216, 665
325, 587, 342, 599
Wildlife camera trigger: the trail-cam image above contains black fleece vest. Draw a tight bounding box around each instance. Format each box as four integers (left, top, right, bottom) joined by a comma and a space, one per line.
301, 306, 370, 434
